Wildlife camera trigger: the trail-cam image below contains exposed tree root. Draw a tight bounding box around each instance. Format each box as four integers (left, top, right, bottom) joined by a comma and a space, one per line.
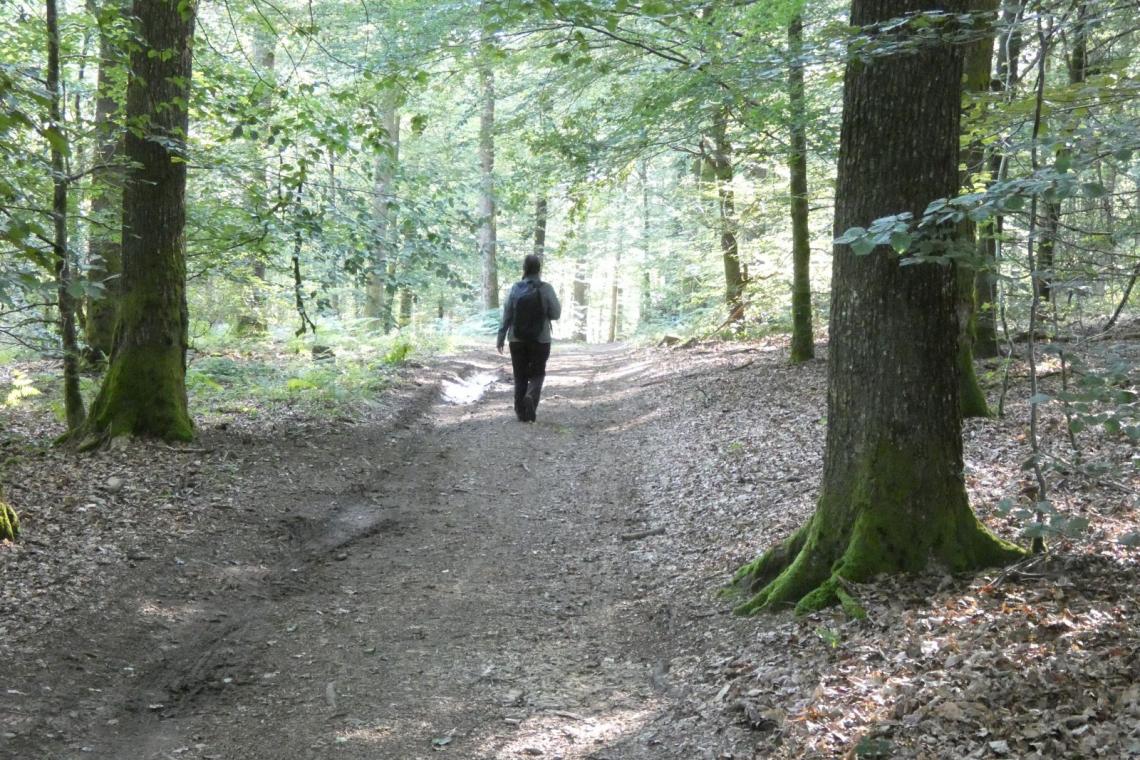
732, 444, 1025, 617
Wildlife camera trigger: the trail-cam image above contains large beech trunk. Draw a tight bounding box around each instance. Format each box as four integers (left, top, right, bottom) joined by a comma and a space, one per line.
79, 0, 197, 445
734, 0, 1021, 615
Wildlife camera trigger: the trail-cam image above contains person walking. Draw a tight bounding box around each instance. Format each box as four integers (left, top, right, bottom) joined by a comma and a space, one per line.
497, 254, 561, 422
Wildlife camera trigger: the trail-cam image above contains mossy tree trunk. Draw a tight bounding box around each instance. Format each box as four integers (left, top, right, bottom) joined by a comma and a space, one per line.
734, 0, 1023, 616
77, 0, 197, 445
84, 0, 126, 362
787, 13, 815, 363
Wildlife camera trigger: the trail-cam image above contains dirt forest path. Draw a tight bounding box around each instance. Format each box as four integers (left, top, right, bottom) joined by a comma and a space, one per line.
9, 343, 734, 760
9, 339, 1138, 758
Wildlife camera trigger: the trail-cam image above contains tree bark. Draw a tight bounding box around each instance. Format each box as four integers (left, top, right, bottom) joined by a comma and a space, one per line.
533, 195, 548, 257
573, 245, 588, 341
975, 0, 1022, 358
734, 0, 1022, 615
398, 289, 413, 329
366, 92, 399, 327
705, 110, 744, 322
956, 0, 999, 417
609, 211, 623, 343
639, 160, 653, 324
47, 0, 86, 431
788, 13, 815, 363
85, 0, 126, 361
236, 19, 276, 337
478, 60, 499, 310
78, 0, 198, 445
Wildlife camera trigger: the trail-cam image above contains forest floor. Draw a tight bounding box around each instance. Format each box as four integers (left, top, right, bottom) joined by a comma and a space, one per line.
2, 338, 1139, 760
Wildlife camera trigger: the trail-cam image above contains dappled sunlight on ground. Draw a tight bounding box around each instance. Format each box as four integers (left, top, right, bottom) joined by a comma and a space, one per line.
477, 706, 658, 759
442, 371, 499, 405
137, 599, 204, 624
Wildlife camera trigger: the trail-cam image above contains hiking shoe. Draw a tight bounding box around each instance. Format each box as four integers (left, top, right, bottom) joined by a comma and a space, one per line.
522, 396, 536, 422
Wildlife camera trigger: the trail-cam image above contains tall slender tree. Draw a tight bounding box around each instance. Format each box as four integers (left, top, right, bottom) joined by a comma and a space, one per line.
734, 0, 1022, 615
787, 12, 815, 362
47, 0, 85, 431
477, 56, 499, 310
367, 91, 400, 328
703, 109, 744, 322
956, 0, 1000, 418
77, 0, 198, 445
235, 17, 276, 336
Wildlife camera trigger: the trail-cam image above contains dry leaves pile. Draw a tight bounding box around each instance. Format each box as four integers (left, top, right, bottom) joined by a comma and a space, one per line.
613, 338, 1139, 759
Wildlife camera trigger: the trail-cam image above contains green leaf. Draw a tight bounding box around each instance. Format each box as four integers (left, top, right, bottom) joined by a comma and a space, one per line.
888, 230, 912, 253
850, 237, 875, 256
1081, 182, 1108, 198
1061, 516, 1089, 537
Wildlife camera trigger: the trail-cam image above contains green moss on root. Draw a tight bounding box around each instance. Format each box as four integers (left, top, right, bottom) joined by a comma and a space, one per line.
0, 501, 19, 541
79, 343, 193, 445
734, 442, 1024, 617
959, 341, 991, 419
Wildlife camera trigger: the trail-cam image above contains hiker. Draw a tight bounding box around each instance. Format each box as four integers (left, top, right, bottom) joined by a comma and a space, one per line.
497, 254, 561, 422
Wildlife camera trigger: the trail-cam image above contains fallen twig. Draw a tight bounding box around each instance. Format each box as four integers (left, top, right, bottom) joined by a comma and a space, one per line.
160, 445, 214, 454
545, 709, 587, 721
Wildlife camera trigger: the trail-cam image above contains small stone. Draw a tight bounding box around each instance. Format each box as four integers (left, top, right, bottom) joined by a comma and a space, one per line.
500, 689, 524, 706
105, 477, 125, 494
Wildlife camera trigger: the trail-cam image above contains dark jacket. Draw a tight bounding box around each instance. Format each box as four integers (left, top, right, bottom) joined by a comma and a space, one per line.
497, 274, 562, 345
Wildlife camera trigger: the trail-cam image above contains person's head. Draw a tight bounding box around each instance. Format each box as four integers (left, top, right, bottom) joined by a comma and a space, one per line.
523, 254, 542, 277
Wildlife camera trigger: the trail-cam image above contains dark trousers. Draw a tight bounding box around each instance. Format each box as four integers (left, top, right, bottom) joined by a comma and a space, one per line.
508, 340, 551, 419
